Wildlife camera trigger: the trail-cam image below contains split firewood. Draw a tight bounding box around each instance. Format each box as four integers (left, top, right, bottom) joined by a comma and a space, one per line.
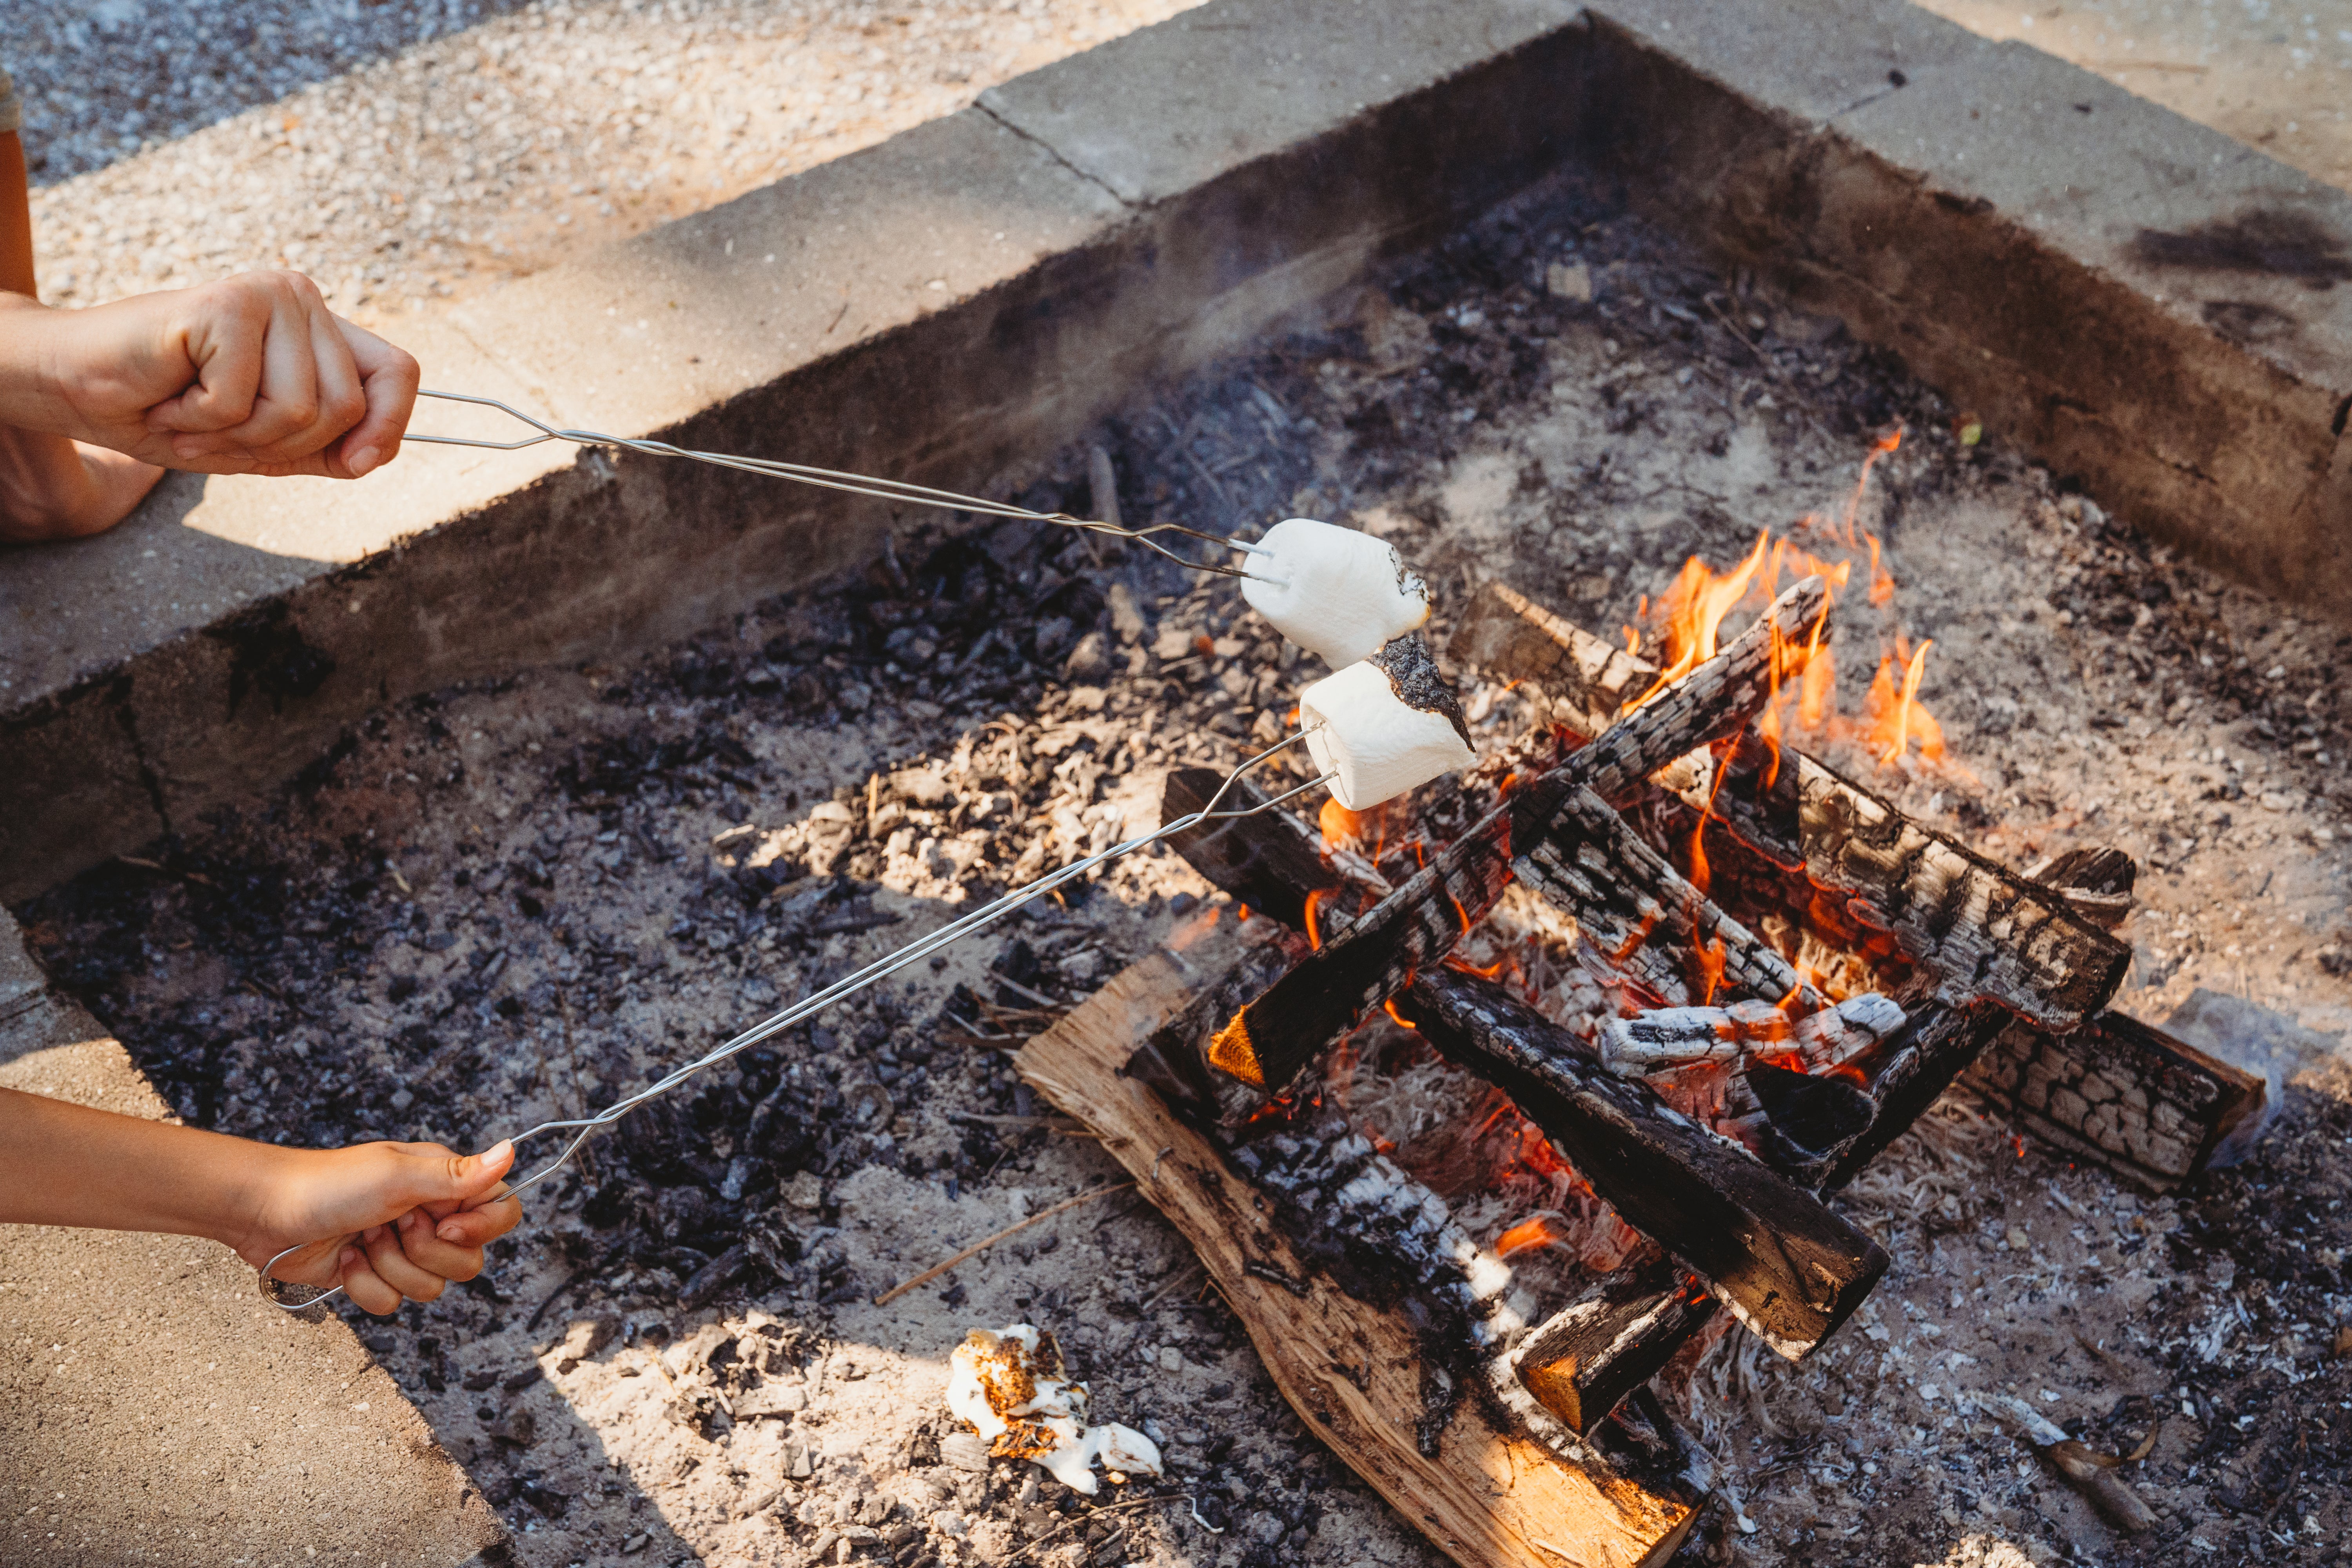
1161, 766, 1889, 1363
1447, 580, 1658, 740
1455, 578, 2135, 1031
1793, 758, 2131, 1029
1821, 1001, 2007, 1191
1508, 1242, 1717, 1436
1207, 578, 1828, 1095
1512, 780, 1809, 1009
1955, 845, 2263, 1193
1018, 949, 1707, 1568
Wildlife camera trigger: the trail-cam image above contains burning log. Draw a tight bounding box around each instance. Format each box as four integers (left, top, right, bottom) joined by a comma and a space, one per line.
1448, 581, 1658, 740
1960, 840, 2265, 1192
1017, 948, 1706, 1568
1451, 578, 2135, 1032
1597, 993, 1907, 1075
1161, 766, 1891, 1364
1207, 578, 1828, 1095
1508, 1242, 1716, 1436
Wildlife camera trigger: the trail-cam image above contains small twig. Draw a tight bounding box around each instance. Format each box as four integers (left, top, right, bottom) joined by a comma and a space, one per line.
1004, 1492, 1189, 1566
526, 1269, 585, 1332
1139, 1265, 1204, 1316
949, 1111, 1083, 1131
1702, 294, 1780, 380
873, 1182, 1134, 1305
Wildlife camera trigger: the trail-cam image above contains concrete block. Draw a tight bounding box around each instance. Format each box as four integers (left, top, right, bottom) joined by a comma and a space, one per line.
979, 0, 1580, 208
0, 906, 507, 1566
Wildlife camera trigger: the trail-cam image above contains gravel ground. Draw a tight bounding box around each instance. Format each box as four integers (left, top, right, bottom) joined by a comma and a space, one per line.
7, 0, 1197, 328
14, 171, 2352, 1568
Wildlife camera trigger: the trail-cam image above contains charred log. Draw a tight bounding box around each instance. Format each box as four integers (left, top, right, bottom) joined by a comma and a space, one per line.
1397, 970, 1887, 1360
1448, 581, 1658, 740
1165, 766, 1886, 1364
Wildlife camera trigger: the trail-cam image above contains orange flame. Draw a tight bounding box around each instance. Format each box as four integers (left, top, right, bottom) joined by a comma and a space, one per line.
1303, 888, 1327, 951
1694, 936, 1728, 1007
1383, 998, 1418, 1031
1839, 427, 1903, 544
1319, 797, 1368, 848
1495, 1216, 1563, 1259
1629, 530, 1771, 710
1865, 636, 1944, 765
1864, 534, 1895, 607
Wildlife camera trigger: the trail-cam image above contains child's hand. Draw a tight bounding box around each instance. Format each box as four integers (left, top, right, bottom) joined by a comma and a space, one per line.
245, 1139, 523, 1314
0, 270, 418, 479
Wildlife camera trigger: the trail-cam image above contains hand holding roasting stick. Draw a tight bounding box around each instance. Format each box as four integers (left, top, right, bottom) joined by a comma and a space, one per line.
0, 68, 419, 540
0, 1086, 522, 1313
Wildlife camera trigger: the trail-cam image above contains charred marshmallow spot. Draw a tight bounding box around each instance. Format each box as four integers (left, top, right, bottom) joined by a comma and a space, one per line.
1300, 635, 1476, 811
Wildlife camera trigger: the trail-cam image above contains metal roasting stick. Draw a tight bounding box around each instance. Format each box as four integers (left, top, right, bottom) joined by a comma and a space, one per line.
260, 733, 1335, 1310
405, 389, 1287, 583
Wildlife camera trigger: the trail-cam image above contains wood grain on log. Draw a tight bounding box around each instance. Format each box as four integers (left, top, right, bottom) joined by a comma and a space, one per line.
1448, 581, 1659, 739
1791, 757, 2129, 1026
1956, 838, 2261, 1192
1510, 1243, 1717, 1436
1017, 953, 1702, 1568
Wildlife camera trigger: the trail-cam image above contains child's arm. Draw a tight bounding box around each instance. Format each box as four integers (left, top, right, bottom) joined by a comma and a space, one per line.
0, 1085, 522, 1314
0, 271, 419, 482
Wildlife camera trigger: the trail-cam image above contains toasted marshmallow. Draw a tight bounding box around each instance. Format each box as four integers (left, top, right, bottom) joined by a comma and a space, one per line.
1241, 517, 1431, 668
1299, 635, 1476, 811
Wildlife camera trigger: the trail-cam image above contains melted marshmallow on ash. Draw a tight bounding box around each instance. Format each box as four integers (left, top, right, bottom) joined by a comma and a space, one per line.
946, 1325, 1162, 1495
1300, 633, 1478, 811
1241, 517, 1432, 668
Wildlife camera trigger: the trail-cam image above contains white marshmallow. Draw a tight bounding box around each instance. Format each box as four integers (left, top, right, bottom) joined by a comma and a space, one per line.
1241, 517, 1431, 667
1300, 660, 1476, 811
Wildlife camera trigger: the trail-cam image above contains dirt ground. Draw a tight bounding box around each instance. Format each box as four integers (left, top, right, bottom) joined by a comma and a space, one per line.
16, 167, 2352, 1568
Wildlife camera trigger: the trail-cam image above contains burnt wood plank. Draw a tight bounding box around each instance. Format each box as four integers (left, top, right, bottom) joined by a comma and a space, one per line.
1510, 1243, 1717, 1436
1400, 969, 1887, 1360
1017, 952, 1703, 1568
1794, 757, 2130, 1029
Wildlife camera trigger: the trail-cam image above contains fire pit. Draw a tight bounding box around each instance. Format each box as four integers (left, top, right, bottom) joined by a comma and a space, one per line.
13, 120, 2352, 1568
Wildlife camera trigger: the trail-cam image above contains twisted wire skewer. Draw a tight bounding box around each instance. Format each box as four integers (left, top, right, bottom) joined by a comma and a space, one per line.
406, 390, 1283, 582
261, 733, 1331, 1310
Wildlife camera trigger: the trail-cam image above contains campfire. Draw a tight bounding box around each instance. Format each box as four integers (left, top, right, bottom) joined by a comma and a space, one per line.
1018, 512, 2264, 1563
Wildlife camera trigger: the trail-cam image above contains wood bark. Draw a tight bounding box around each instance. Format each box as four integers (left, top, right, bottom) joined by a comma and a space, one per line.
1956, 843, 2264, 1191
1017, 951, 1703, 1568
1510, 1243, 1717, 1436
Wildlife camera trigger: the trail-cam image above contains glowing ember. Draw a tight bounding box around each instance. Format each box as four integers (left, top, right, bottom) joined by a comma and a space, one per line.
1495, 1216, 1563, 1258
